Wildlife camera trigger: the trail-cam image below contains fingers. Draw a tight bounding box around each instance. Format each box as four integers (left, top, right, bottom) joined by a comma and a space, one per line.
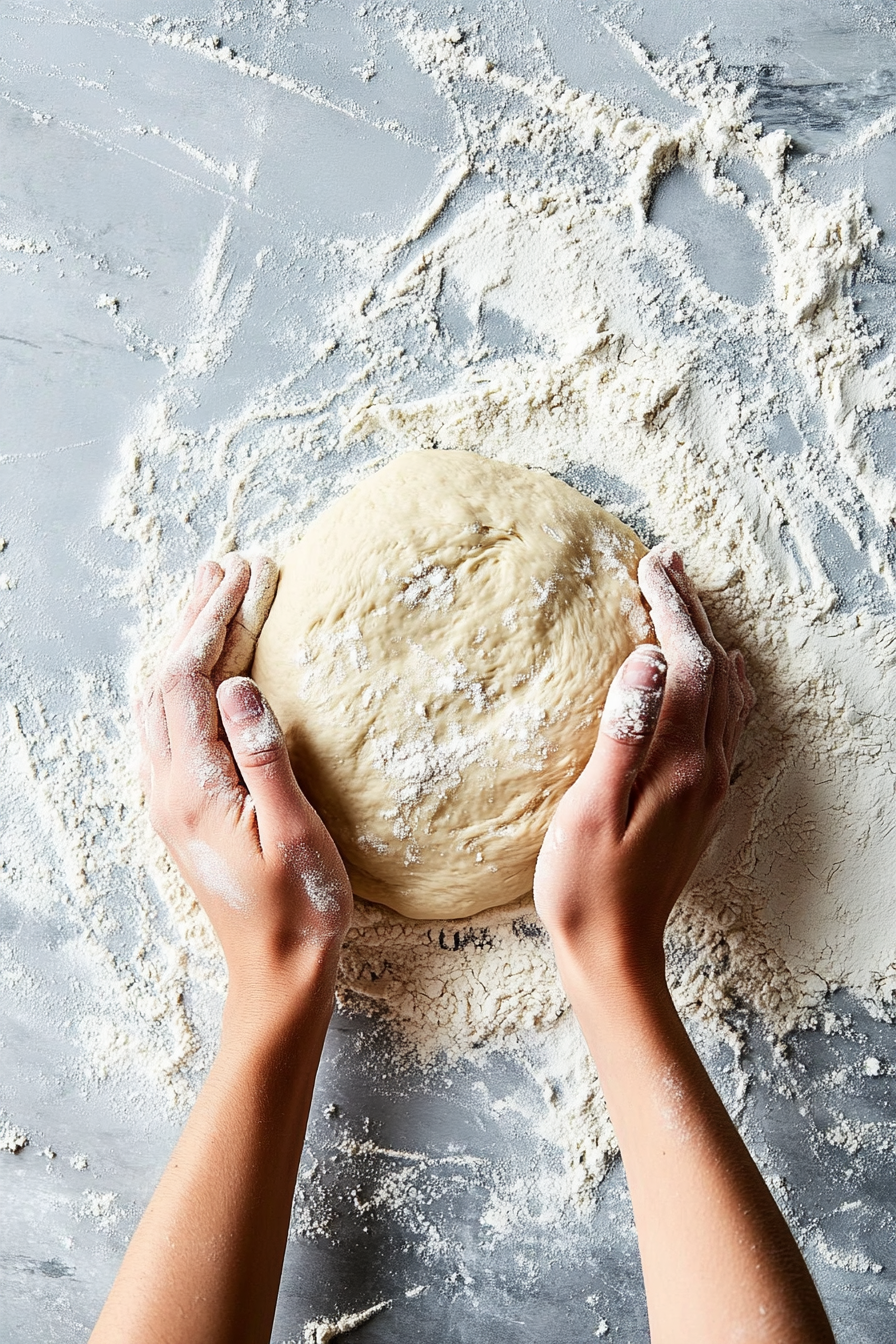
133, 691, 152, 795
665, 559, 751, 765
134, 679, 171, 802
167, 560, 224, 654
638, 549, 713, 748
724, 649, 755, 769
143, 682, 171, 766
160, 555, 250, 780
704, 640, 734, 751
577, 645, 667, 829
657, 549, 726, 660
217, 677, 309, 846
666, 555, 756, 770
167, 552, 250, 677
640, 546, 758, 800
213, 556, 279, 686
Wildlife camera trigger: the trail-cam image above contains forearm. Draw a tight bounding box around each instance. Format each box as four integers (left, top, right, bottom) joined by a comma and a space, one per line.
90, 969, 336, 1344
556, 946, 834, 1344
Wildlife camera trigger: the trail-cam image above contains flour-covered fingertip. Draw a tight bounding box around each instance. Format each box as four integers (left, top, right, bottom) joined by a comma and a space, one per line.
621, 644, 667, 689
208, 552, 250, 607
240, 556, 280, 637
217, 676, 284, 760
192, 559, 219, 593
642, 542, 681, 575
218, 674, 263, 721
638, 548, 681, 603
219, 550, 249, 577
602, 650, 667, 743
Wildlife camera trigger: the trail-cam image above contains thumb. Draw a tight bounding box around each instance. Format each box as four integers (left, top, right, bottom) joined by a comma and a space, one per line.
578, 645, 667, 827
217, 677, 306, 842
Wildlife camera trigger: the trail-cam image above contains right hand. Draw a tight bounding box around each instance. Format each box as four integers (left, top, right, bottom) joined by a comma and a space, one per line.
136, 555, 353, 1009
534, 546, 753, 982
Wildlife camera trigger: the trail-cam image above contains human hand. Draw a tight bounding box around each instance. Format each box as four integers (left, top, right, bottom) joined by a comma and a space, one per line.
534, 546, 753, 986
137, 555, 352, 1009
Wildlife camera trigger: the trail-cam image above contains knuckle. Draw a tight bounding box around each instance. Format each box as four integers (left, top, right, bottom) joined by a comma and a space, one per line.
278, 823, 316, 857
175, 805, 204, 836
227, 700, 286, 771
162, 786, 205, 835
656, 723, 699, 761
240, 742, 286, 771
147, 798, 173, 840
663, 748, 708, 800
160, 657, 202, 695
667, 750, 728, 805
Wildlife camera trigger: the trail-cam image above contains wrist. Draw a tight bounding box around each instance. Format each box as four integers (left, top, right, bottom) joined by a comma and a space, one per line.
549, 926, 670, 1016
222, 949, 339, 1052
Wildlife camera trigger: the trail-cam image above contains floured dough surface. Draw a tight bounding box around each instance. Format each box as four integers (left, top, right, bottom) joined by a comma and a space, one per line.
252, 450, 650, 919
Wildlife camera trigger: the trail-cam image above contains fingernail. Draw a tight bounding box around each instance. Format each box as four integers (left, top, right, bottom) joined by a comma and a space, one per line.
219, 676, 264, 722
603, 675, 664, 743
622, 646, 666, 690
218, 678, 283, 757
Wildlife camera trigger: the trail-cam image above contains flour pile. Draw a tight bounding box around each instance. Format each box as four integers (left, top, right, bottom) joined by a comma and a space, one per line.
4, 16, 896, 1227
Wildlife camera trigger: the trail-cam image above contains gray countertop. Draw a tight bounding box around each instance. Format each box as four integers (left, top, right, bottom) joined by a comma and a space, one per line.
2, 2, 896, 1340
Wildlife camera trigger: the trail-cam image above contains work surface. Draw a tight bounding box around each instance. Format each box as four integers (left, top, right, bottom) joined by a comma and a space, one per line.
2, 2, 896, 1340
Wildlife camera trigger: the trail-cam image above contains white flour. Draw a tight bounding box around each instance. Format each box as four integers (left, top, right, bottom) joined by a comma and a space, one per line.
298, 1298, 392, 1344
4, 15, 896, 1241
0, 1115, 28, 1154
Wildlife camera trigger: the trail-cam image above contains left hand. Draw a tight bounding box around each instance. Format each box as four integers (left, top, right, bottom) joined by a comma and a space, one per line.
136, 554, 353, 1005
534, 546, 753, 983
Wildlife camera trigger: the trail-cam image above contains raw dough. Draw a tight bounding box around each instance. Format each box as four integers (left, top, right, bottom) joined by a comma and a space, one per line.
252, 450, 650, 920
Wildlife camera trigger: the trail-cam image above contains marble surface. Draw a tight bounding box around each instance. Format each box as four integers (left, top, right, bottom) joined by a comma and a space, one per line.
2, 2, 896, 1340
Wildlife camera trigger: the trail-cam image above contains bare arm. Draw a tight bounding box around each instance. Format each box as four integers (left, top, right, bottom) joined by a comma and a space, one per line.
535, 547, 834, 1344
90, 556, 352, 1344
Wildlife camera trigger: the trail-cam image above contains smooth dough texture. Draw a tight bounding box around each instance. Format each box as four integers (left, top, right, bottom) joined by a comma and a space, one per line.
252, 451, 651, 920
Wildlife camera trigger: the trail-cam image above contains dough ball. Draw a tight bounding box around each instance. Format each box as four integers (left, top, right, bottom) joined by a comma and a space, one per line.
252, 450, 651, 921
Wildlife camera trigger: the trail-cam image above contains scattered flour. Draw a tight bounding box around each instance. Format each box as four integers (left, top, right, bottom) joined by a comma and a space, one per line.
0, 233, 51, 255
814, 1234, 883, 1276
4, 13, 896, 1251
0, 1115, 29, 1154
278, 841, 346, 918
74, 1188, 124, 1231
298, 1298, 391, 1344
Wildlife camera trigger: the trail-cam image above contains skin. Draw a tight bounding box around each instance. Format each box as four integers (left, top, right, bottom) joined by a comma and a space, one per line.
535, 547, 834, 1344
91, 555, 353, 1344
90, 546, 834, 1344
